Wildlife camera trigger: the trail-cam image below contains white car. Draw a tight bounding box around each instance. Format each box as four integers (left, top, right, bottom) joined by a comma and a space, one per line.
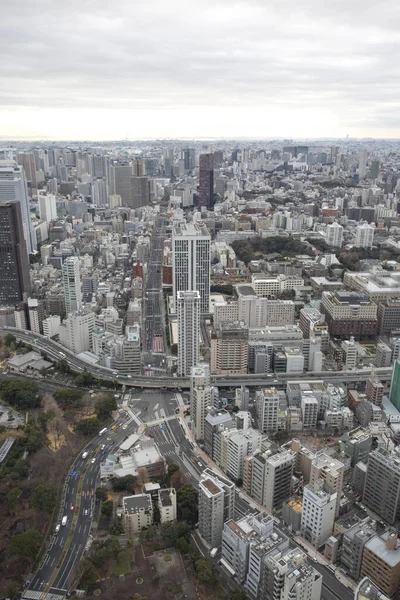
91, 458, 96, 464
122, 424, 128, 430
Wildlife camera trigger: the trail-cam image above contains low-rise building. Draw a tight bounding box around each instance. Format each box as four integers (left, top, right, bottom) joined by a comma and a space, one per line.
122, 494, 153, 534
158, 488, 177, 523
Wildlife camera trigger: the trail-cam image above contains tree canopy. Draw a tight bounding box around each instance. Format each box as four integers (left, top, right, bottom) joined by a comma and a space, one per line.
75, 417, 100, 435
29, 484, 57, 513
53, 387, 83, 406
0, 379, 40, 410
95, 394, 117, 420
110, 475, 137, 493
10, 529, 43, 561
177, 484, 198, 525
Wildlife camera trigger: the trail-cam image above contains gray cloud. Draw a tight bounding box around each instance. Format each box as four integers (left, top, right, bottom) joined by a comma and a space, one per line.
1, 0, 400, 136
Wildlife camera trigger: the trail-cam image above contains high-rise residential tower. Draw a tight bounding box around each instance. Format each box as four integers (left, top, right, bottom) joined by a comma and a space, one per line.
172, 222, 210, 314
62, 256, 82, 315
0, 201, 31, 306
190, 363, 212, 441
16, 152, 37, 189
177, 290, 200, 377
199, 153, 214, 209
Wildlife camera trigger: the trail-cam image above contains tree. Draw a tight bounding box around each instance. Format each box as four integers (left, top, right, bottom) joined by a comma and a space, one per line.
176, 536, 190, 554
57, 359, 71, 374
75, 370, 95, 386
110, 475, 137, 492
10, 529, 43, 560
177, 484, 198, 525
4, 334, 16, 347
54, 387, 83, 406
170, 470, 187, 490
29, 484, 57, 512
95, 394, 117, 420
75, 417, 100, 435
7, 487, 21, 515
195, 558, 215, 585
95, 486, 108, 502
101, 500, 114, 517
0, 379, 40, 409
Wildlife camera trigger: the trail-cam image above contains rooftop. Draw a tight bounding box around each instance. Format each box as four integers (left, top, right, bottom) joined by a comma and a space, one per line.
365, 534, 400, 567
123, 494, 152, 514
201, 478, 222, 496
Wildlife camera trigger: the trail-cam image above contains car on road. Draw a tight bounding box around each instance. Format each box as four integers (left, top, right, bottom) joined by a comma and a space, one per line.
101, 444, 105, 449
70, 505, 74, 512
122, 424, 127, 430
84, 509, 88, 516
55, 523, 60, 533
91, 458, 96, 464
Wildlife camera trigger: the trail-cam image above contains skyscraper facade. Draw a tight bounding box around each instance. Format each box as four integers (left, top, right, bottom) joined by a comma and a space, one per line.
62, 256, 82, 315
172, 222, 210, 314
190, 363, 212, 441
177, 290, 200, 377
16, 152, 37, 189
0, 201, 31, 306
199, 153, 214, 209
0, 162, 35, 254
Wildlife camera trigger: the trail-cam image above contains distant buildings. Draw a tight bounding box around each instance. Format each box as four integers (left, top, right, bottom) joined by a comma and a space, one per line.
177, 290, 200, 377
62, 256, 82, 314
199, 153, 214, 209
0, 201, 31, 305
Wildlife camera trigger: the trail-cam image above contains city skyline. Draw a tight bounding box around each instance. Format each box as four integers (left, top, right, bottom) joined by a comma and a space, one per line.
1, 0, 400, 140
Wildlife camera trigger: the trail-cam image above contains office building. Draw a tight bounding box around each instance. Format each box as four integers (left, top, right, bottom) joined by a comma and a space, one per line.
28, 298, 44, 334
261, 547, 323, 600
211, 321, 249, 375
62, 310, 95, 355
109, 165, 133, 206
157, 488, 177, 524
325, 222, 343, 247
190, 363, 212, 441
359, 148, 367, 180
198, 469, 235, 548
112, 326, 141, 374
301, 393, 318, 429
177, 290, 200, 377
366, 377, 384, 407
256, 388, 279, 432
131, 176, 150, 208
252, 274, 304, 298
42, 315, 61, 338
122, 494, 153, 534
339, 427, 372, 467
376, 341, 392, 367
378, 299, 400, 336
310, 452, 344, 517
341, 519, 376, 580
199, 153, 214, 209
224, 429, 261, 481
363, 448, 400, 524
16, 152, 37, 189
204, 409, 233, 461
172, 222, 210, 314
38, 193, 57, 223
355, 223, 375, 248
389, 360, 400, 411
0, 201, 31, 305
321, 291, 377, 339
360, 533, 400, 599
62, 256, 82, 314
131, 158, 146, 177
263, 450, 295, 512
0, 162, 35, 254
300, 479, 337, 548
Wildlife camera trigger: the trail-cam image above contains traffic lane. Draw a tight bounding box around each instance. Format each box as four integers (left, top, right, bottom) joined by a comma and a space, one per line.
312, 563, 353, 600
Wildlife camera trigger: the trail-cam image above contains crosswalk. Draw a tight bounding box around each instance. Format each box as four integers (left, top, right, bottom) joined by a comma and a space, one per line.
23, 590, 66, 600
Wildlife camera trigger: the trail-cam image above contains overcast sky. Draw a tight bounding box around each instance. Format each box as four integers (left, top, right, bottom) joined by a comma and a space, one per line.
1, 0, 400, 140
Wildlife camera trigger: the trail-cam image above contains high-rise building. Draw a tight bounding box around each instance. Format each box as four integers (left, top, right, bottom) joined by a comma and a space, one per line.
38, 193, 57, 223
300, 479, 337, 548
62, 310, 95, 355
389, 360, 400, 411
198, 468, 235, 548
363, 448, 400, 524
172, 222, 210, 314
131, 176, 150, 208
256, 388, 279, 432
16, 152, 37, 189
378, 300, 400, 336
360, 533, 400, 599
341, 519, 376, 580
190, 363, 212, 441
211, 321, 249, 375
62, 256, 82, 314
183, 148, 196, 172
359, 148, 367, 180
263, 450, 295, 512
355, 222, 375, 248
199, 153, 214, 209
366, 377, 384, 407
131, 158, 146, 177
177, 290, 200, 377
28, 298, 44, 334
321, 291, 377, 340
0, 162, 35, 254
325, 222, 343, 247
109, 165, 133, 205
310, 452, 344, 517
0, 201, 31, 305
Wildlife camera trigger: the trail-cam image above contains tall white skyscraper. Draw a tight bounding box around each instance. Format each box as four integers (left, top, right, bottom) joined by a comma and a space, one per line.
358, 148, 367, 179
190, 363, 212, 441
62, 256, 82, 315
172, 222, 210, 314
325, 222, 343, 247
38, 192, 57, 223
0, 162, 35, 254
177, 290, 200, 377
355, 222, 375, 248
